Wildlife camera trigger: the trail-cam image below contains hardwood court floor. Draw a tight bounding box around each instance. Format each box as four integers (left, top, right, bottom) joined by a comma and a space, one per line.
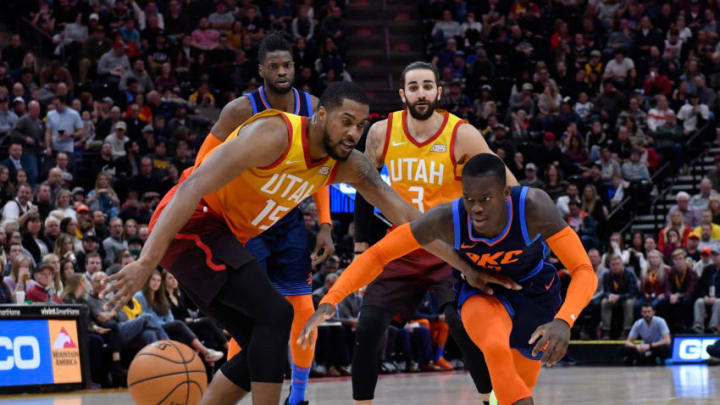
2, 365, 719, 405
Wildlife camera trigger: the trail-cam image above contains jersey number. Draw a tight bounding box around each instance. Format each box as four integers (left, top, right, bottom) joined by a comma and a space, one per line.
251, 200, 290, 230
409, 186, 424, 213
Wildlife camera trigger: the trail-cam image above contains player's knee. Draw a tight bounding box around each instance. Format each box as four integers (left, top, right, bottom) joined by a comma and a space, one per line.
269, 297, 294, 331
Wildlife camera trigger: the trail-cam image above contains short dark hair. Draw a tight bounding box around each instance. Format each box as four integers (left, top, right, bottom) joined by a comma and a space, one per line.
641, 301, 654, 310
400, 61, 439, 88
319, 81, 369, 111
461, 153, 507, 185
85, 252, 101, 264
258, 31, 291, 63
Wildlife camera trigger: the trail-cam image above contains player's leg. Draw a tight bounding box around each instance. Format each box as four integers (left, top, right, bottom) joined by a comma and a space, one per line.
203, 259, 293, 405
443, 303, 493, 403
286, 294, 315, 405
267, 208, 316, 405
352, 305, 395, 404
461, 294, 533, 405
510, 350, 541, 392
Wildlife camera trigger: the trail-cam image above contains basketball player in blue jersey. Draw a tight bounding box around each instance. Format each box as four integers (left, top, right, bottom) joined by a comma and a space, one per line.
194, 33, 328, 405
301, 153, 597, 405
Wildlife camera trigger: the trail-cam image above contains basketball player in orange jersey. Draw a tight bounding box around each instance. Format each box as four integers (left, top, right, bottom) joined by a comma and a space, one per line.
300, 153, 598, 405
194, 33, 329, 405
102, 83, 517, 405
349, 61, 517, 405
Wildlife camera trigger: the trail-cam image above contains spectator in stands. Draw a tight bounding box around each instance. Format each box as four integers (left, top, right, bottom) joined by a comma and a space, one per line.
320, 6, 346, 46
312, 255, 340, 291
119, 59, 154, 93
191, 17, 220, 52
697, 224, 720, 254
0, 95, 18, 138
45, 95, 84, 159
659, 249, 698, 332
79, 26, 112, 84
102, 217, 127, 267
637, 249, 668, 313
85, 271, 166, 353
134, 270, 224, 364
2, 142, 28, 184
601, 254, 639, 339
647, 95, 673, 132
87, 173, 121, 219
603, 49, 635, 85
26, 262, 61, 303
659, 209, 691, 254
622, 302, 671, 365
2, 184, 34, 227
208, 1, 234, 31
20, 212, 51, 264
43, 215, 60, 246
567, 199, 599, 249
292, 5, 314, 42
694, 247, 716, 277
105, 121, 129, 159
597, 146, 622, 183
690, 179, 718, 211
12, 100, 43, 183
432, 10, 461, 45
556, 183, 580, 217
97, 41, 130, 83
3, 253, 30, 295
643, 66, 672, 97
677, 92, 710, 135
695, 209, 720, 240
693, 250, 720, 333
621, 148, 650, 182
519, 162, 543, 188
666, 192, 701, 229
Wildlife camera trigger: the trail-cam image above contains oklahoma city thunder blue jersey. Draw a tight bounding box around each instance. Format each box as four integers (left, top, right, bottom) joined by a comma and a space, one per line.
452, 186, 549, 282
248, 86, 314, 117
452, 186, 562, 359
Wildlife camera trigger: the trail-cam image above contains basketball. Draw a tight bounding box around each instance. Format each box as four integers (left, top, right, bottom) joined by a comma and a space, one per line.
127, 340, 207, 405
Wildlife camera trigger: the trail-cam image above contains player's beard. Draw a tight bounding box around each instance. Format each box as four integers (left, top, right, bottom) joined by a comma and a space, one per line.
265, 77, 294, 94
407, 95, 440, 120
322, 124, 353, 162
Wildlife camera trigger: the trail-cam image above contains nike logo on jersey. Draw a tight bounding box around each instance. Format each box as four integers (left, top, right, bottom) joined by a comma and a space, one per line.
391, 141, 407, 146
460, 242, 477, 249
545, 274, 555, 290
464, 250, 522, 271
286, 160, 299, 164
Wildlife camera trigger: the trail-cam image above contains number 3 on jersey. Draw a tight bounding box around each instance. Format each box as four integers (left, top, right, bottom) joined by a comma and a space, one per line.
409, 186, 425, 212
251, 199, 290, 230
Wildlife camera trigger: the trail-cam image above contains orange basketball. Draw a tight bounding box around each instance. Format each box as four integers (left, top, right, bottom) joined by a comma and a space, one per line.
128, 340, 207, 405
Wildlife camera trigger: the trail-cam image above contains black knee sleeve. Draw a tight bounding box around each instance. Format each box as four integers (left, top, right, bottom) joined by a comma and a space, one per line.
246, 296, 293, 383
444, 303, 492, 394
352, 306, 393, 401
221, 350, 252, 392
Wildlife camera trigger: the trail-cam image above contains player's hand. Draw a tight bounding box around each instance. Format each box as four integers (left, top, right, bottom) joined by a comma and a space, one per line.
529, 319, 571, 367
297, 303, 336, 350
311, 223, 335, 267
464, 267, 521, 295
100, 260, 153, 312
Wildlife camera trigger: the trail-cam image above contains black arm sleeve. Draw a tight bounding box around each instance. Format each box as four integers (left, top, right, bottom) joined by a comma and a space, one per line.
353, 192, 376, 244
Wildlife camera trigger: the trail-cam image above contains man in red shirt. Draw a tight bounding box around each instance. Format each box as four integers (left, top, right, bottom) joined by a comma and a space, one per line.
26, 262, 62, 304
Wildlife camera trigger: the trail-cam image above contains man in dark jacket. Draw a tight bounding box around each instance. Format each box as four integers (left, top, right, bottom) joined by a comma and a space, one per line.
692, 250, 720, 333
601, 254, 639, 338
659, 249, 699, 331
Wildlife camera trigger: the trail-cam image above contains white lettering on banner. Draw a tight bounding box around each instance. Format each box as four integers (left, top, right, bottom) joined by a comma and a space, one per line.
0, 336, 41, 370
678, 338, 717, 361
388, 159, 444, 185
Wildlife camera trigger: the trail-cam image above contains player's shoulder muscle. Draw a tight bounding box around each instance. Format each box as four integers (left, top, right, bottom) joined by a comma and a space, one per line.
524, 187, 567, 239
453, 122, 491, 163
211, 96, 254, 141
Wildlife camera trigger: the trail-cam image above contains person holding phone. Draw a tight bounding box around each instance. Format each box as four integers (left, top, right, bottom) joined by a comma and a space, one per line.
44, 95, 84, 159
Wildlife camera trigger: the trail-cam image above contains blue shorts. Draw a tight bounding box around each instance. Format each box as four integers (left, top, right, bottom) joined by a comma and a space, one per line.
456, 261, 562, 360
245, 207, 312, 296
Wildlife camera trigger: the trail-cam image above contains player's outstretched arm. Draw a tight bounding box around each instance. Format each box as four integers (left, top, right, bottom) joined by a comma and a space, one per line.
101, 116, 290, 312
298, 204, 520, 348
524, 187, 598, 367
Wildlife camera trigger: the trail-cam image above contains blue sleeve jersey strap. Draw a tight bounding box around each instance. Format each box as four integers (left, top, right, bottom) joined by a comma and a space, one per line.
519, 186, 540, 246
452, 199, 461, 250
304, 92, 313, 117
248, 92, 258, 115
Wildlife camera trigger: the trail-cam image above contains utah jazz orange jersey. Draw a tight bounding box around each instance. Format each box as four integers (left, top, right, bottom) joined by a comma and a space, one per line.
382, 109, 465, 212
152, 110, 339, 244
